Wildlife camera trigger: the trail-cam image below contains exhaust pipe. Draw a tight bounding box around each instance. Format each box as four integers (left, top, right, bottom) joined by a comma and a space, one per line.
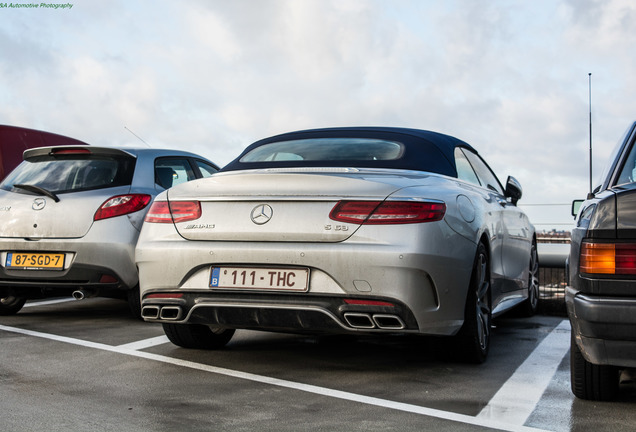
72, 289, 97, 301
373, 314, 405, 330
343, 312, 375, 329
159, 306, 183, 321
141, 305, 160, 320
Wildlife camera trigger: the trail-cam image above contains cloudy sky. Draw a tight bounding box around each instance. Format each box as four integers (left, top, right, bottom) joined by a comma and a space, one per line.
2, 0, 636, 231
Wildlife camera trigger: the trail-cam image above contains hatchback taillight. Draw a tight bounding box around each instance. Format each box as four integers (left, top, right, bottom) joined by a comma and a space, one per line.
580, 241, 636, 275
94, 194, 152, 221
144, 201, 201, 223
330, 200, 446, 225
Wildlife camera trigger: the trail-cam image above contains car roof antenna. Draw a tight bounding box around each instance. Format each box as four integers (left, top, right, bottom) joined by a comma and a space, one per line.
587, 73, 594, 200
124, 126, 151, 147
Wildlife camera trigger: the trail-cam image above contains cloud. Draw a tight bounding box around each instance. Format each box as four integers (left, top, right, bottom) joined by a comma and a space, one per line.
1, 0, 636, 229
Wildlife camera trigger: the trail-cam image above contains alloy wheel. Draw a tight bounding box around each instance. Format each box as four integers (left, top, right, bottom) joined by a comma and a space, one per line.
475, 251, 491, 351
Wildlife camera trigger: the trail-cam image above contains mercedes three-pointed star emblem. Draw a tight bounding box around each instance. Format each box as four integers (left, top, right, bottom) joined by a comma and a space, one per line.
250, 204, 273, 225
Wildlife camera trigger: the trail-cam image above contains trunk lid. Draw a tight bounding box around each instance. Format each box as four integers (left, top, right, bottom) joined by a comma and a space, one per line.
0, 186, 131, 239
169, 169, 425, 242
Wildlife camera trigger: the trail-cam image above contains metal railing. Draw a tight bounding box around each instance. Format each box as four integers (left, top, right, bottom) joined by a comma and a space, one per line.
536, 234, 569, 316
513, 202, 574, 315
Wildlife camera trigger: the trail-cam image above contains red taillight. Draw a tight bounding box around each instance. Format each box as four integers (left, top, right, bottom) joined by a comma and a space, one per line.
581, 241, 636, 275
144, 201, 201, 223
144, 202, 172, 223
94, 194, 151, 221
330, 200, 446, 225
330, 201, 381, 223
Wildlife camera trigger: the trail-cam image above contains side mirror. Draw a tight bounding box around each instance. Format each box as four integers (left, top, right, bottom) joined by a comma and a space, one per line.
505, 176, 523, 205
572, 199, 584, 218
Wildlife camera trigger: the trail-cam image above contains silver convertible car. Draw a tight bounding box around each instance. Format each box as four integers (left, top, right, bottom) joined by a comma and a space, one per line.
0, 145, 219, 316
136, 127, 538, 363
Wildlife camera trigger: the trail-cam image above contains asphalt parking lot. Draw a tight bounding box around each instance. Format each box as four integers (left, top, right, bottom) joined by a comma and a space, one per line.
1, 296, 635, 432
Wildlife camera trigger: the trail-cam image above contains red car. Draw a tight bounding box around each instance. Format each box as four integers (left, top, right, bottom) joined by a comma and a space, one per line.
0, 125, 88, 180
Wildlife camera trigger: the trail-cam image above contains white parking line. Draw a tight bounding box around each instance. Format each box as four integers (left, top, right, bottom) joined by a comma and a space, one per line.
117, 335, 170, 350
0, 323, 553, 432
478, 319, 571, 424
23, 298, 75, 308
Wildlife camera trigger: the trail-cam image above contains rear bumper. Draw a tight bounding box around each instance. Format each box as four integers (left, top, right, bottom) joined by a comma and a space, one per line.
141, 292, 417, 334
0, 217, 139, 297
136, 222, 477, 336
566, 285, 636, 368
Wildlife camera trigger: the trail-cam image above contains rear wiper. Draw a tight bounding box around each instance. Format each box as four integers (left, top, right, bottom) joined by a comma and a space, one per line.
13, 184, 60, 202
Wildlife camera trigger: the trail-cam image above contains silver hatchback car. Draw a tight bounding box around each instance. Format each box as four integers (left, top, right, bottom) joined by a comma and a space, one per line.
0, 145, 219, 316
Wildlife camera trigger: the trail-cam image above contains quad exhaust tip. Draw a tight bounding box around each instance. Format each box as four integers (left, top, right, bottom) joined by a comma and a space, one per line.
141, 305, 183, 321
141, 305, 160, 320
159, 306, 182, 320
372, 314, 405, 330
343, 312, 405, 330
343, 313, 375, 329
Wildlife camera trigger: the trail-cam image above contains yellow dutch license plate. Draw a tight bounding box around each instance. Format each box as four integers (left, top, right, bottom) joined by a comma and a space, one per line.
6, 252, 65, 270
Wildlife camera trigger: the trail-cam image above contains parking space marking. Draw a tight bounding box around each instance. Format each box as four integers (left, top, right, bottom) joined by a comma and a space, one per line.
117, 335, 170, 350
0, 323, 551, 432
24, 298, 75, 308
478, 319, 571, 425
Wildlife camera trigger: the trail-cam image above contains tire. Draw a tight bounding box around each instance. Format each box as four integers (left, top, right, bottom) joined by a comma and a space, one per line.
520, 241, 540, 316
456, 242, 491, 364
127, 285, 142, 319
0, 295, 27, 315
570, 331, 619, 401
163, 323, 235, 350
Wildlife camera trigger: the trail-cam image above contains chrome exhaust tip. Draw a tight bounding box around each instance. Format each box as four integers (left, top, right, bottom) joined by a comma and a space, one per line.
72, 289, 97, 301
159, 306, 182, 321
372, 314, 405, 330
343, 312, 375, 329
141, 305, 160, 320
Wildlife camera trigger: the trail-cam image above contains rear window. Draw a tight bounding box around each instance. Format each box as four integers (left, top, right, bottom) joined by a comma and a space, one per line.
239, 138, 404, 163
0, 155, 135, 194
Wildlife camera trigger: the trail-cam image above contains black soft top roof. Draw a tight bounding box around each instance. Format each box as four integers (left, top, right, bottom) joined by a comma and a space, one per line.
221, 127, 476, 177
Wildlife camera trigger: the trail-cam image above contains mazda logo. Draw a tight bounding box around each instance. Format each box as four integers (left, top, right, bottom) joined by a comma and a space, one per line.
250, 204, 273, 225
32, 198, 46, 210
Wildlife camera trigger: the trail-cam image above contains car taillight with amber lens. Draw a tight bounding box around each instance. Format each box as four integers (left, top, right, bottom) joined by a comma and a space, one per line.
330, 200, 446, 225
580, 241, 636, 275
144, 201, 201, 223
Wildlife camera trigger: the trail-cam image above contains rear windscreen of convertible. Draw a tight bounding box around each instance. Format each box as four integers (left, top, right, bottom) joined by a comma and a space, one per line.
239, 138, 404, 163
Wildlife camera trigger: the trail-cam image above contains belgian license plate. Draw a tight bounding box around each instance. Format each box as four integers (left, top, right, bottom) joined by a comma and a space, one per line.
6, 252, 65, 270
210, 267, 309, 292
